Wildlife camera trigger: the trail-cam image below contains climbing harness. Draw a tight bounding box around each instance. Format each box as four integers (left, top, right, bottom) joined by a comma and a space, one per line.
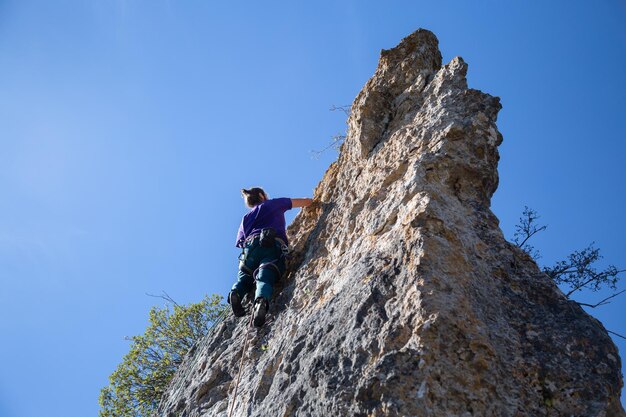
227, 312, 255, 417
253, 262, 282, 280
239, 232, 288, 254
238, 231, 289, 280
259, 227, 277, 247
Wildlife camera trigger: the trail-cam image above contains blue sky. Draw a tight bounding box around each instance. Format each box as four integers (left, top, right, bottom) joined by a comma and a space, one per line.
1, 1, 625, 416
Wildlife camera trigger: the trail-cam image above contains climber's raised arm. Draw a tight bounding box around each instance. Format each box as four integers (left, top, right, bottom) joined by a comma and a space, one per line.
291, 198, 313, 208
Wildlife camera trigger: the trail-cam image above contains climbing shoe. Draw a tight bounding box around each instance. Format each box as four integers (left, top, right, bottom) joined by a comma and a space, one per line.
228, 290, 245, 318
253, 297, 269, 327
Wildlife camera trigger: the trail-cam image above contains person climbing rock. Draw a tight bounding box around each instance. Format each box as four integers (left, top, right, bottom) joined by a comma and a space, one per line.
229, 187, 313, 327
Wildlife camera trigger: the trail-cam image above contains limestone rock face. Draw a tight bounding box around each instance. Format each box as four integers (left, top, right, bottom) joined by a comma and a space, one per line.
158, 29, 624, 417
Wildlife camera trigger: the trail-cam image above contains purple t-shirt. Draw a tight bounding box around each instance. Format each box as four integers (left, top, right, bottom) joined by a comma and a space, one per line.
235, 197, 293, 247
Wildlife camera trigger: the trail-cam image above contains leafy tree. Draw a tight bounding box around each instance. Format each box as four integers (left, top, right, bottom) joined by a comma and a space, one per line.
99, 293, 227, 417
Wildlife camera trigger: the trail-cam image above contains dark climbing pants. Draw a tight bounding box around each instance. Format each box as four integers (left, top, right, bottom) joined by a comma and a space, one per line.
232, 237, 285, 301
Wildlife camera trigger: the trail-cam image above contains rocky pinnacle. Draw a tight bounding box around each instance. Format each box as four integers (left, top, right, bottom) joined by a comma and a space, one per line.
157, 29, 625, 417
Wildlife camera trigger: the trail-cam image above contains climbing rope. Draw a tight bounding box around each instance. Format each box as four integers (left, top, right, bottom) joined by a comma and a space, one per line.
227, 311, 255, 417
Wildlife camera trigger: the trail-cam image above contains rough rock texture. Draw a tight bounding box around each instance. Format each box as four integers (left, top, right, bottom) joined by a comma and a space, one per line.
158, 29, 624, 417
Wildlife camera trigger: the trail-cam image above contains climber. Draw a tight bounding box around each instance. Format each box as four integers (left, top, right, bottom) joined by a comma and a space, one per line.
228, 187, 313, 327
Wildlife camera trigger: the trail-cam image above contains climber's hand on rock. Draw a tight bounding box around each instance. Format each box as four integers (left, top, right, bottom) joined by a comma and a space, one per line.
291, 198, 314, 208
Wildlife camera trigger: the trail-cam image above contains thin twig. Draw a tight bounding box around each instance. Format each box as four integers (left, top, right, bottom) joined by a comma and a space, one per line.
566, 275, 603, 298
310, 134, 345, 159
565, 270, 626, 298
329, 104, 351, 116
146, 291, 180, 307
608, 330, 626, 340
576, 289, 626, 308
517, 225, 547, 249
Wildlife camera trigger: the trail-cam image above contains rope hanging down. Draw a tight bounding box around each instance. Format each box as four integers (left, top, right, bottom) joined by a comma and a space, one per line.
228, 311, 255, 417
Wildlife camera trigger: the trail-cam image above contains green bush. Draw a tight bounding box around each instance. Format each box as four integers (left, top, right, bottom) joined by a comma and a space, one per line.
99, 294, 227, 417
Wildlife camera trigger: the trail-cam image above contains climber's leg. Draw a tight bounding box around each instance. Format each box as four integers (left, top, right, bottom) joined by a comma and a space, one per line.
230, 239, 261, 317
254, 255, 284, 301
252, 265, 276, 327
232, 269, 254, 298
253, 296, 269, 327
254, 266, 277, 302
229, 270, 253, 317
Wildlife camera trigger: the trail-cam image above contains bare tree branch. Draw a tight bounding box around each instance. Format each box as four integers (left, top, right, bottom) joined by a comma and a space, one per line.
607, 330, 626, 340
329, 104, 351, 116
311, 105, 351, 159
146, 291, 180, 307
511, 206, 624, 315
543, 243, 623, 297
576, 289, 626, 308
512, 206, 547, 260
564, 270, 625, 298
311, 134, 346, 159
